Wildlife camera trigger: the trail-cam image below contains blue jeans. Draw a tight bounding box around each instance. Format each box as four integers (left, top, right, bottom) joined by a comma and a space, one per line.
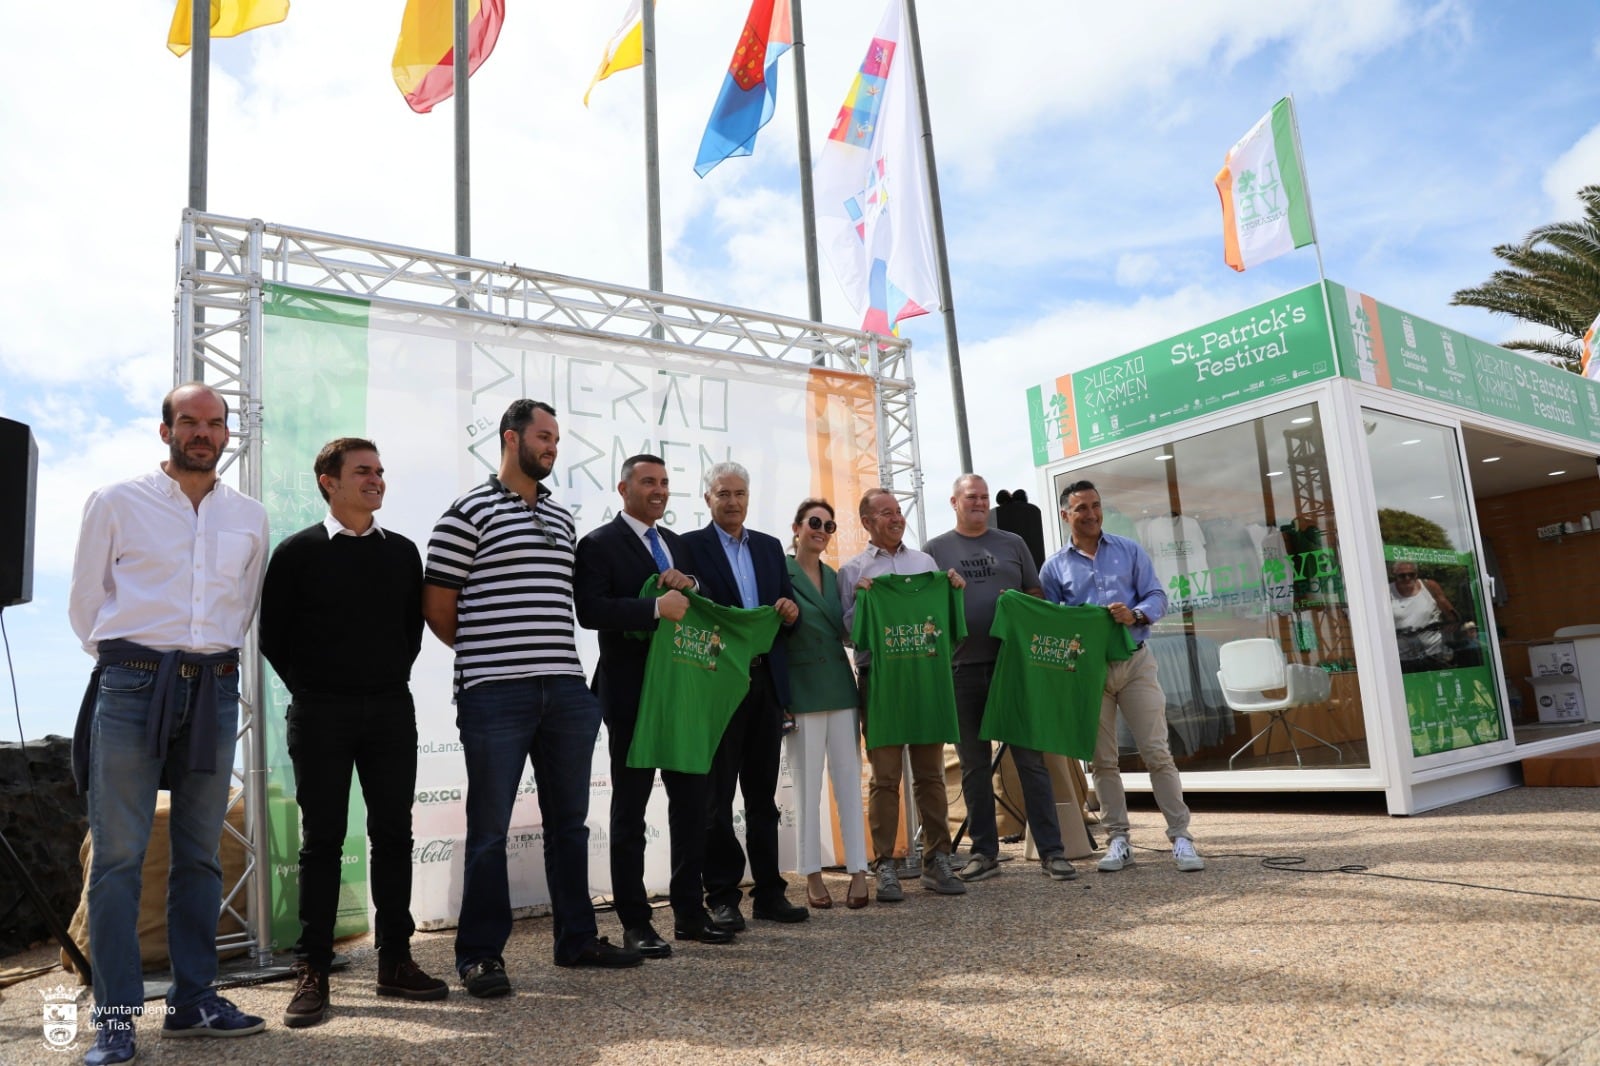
454, 674, 602, 969
86, 664, 239, 1026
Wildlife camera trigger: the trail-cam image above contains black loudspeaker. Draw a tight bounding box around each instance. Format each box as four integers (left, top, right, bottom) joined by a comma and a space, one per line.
0, 418, 36, 607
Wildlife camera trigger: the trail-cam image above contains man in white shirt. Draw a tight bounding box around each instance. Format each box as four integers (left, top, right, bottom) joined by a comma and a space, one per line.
68, 383, 270, 1066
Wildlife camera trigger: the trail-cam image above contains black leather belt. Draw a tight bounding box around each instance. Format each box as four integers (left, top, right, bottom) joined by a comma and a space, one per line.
115, 660, 238, 678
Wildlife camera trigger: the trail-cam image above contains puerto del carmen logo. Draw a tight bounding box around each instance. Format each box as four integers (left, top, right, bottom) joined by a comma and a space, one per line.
41, 984, 81, 1051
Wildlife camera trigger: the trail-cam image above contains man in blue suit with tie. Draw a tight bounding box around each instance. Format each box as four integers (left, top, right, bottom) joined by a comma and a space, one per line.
574, 455, 736, 956
681, 461, 808, 929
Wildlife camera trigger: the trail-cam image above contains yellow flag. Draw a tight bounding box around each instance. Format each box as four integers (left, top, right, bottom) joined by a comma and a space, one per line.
168, 0, 290, 57
585, 0, 646, 107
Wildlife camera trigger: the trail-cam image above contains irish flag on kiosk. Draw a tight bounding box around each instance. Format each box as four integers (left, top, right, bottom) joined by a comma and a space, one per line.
1215, 97, 1315, 272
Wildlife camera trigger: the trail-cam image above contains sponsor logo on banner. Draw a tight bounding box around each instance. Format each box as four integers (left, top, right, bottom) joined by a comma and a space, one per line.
413, 838, 456, 865
415, 787, 464, 805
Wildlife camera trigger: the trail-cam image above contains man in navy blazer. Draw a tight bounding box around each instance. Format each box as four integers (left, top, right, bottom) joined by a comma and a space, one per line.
680, 460, 808, 928
574, 454, 736, 955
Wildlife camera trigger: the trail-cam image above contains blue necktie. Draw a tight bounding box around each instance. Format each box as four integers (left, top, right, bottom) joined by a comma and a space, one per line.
645, 527, 671, 572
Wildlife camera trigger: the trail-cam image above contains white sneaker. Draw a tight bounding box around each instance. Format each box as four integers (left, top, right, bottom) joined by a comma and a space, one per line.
1097, 836, 1132, 872
1173, 837, 1205, 872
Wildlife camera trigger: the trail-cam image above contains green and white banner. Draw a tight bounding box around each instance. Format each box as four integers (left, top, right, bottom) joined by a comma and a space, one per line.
260, 283, 878, 933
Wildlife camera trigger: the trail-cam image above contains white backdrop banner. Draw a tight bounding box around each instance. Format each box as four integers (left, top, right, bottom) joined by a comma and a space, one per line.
260, 285, 880, 934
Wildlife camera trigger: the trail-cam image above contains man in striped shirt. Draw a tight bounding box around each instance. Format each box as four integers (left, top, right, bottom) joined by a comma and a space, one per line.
423, 399, 641, 997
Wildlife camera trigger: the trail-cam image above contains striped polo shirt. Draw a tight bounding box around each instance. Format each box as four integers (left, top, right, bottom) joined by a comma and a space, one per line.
425, 475, 583, 693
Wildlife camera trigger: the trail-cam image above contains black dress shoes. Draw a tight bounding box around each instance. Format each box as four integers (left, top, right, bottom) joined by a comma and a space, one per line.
752, 897, 810, 923
623, 925, 673, 960
708, 904, 747, 933
673, 917, 737, 944
555, 936, 643, 968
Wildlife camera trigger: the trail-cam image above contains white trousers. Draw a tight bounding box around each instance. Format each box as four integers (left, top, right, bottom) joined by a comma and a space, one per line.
786, 706, 869, 874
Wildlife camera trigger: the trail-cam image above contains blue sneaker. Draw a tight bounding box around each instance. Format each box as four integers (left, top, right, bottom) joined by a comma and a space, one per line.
161, 993, 265, 1039
83, 1023, 135, 1065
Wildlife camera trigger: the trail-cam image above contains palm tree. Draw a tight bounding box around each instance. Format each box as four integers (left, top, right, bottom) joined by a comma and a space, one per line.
1451, 184, 1600, 373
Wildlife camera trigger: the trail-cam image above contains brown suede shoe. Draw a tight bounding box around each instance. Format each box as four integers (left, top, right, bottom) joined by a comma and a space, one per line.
377, 958, 450, 1001
284, 963, 329, 1028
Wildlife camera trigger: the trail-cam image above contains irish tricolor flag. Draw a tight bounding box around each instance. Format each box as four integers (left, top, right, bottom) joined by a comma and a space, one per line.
1583, 308, 1600, 380
1215, 97, 1315, 272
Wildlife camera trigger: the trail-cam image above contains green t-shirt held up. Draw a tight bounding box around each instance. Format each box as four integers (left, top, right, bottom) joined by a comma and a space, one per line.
628, 576, 780, 774
981, 590, 1135, 760
850, 570, 966, 748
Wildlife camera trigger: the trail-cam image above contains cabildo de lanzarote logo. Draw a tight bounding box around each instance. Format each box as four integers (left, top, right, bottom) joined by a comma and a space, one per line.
1028, 632, 1084, 672
672, 622, 723, 671
40, 984, 82, 1052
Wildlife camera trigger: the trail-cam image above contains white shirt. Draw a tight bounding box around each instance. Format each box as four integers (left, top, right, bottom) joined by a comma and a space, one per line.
69, 468, 271, 657
619, 511, 672, 566
323, 512, 385, 539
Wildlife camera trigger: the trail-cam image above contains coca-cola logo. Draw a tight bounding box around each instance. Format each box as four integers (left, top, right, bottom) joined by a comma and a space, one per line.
413, 839, 455, 864
415, 788, 463, 805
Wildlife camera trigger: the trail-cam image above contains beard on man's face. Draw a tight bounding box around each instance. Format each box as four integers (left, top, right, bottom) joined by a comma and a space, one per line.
168, 435, 220, 473
517, 435, 554, 482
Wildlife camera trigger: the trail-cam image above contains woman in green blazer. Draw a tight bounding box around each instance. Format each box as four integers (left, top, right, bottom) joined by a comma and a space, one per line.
784, 498, 870, 908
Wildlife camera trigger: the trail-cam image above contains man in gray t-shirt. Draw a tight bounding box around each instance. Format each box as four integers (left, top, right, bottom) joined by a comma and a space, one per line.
925, 475, 1076, 883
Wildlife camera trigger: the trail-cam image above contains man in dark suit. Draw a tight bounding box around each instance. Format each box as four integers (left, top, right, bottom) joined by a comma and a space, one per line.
680, 461, 808, 929
574, 454, 736, 955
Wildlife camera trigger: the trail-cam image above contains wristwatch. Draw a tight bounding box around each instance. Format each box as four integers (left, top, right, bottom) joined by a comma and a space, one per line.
1130, 609, 1148, 627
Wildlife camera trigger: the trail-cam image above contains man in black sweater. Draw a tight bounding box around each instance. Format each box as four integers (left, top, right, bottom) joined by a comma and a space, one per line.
260, 437, 447, 1028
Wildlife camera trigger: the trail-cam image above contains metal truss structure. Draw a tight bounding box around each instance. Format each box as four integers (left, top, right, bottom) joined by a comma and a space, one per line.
173, 209, 924, 963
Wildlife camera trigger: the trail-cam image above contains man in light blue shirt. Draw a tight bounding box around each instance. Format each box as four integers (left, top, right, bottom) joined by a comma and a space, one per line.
1040, 480, 1204, 874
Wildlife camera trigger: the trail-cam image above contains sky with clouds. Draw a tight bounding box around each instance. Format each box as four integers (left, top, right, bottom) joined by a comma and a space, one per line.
2, 0, 1598, 740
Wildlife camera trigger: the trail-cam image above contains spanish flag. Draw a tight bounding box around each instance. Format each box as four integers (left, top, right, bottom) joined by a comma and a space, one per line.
392, 0, 505, 114
167, 0, 289, 57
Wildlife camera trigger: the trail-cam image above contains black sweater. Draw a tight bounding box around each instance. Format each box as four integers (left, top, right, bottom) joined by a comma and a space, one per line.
259, 522, 424, 696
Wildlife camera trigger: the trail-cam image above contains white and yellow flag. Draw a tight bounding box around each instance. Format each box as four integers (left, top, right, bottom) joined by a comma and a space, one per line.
1215, 97, 1315, 272
585, 0, 645, 106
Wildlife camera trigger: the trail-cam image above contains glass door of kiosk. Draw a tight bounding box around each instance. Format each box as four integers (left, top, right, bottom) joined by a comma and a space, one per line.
1362, 410, 1506, 757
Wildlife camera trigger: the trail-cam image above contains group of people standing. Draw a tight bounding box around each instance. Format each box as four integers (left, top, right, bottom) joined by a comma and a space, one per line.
67, 386, 1204, 1066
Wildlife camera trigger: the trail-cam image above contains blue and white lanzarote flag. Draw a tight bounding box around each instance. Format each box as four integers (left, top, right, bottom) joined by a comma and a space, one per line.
813, 0, 938, 335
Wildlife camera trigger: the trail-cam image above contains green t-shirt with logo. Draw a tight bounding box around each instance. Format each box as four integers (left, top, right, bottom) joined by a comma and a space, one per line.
981, 590, 1135, 759
629, 578, 780, 774
850, 571, 966, 748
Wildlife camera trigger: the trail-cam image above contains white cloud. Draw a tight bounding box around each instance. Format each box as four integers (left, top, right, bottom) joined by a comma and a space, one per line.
1544, 123, 1600, 217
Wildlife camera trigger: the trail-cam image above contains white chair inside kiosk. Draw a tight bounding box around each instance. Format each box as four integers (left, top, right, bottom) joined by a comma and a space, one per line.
1218, 638, 1342, 769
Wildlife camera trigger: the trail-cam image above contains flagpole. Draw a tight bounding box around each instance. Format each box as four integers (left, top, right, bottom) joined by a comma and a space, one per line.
901, 0, 971, 472
790, 0, 822, 324
454, 0, 471, 258
642, 0, 664, 297
187, 0, 210, 380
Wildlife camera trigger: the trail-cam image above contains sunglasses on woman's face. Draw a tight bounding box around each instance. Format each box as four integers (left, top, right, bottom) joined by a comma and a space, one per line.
805, 516, 837, 534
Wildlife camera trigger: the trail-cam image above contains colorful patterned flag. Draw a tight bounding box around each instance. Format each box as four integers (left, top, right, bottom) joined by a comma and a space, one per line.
1215, 97, 1316, 272
585, 0, 645, 107
1583, 309, 1600, 380
694, 0, 793, 177
813, 0, 938, 335
392, 0, 505, 114
167, 0, 289, 57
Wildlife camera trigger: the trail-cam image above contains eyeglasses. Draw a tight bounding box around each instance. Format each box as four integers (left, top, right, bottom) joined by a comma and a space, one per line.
1394, 572, 1418, 581
805, 516, 838, 534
